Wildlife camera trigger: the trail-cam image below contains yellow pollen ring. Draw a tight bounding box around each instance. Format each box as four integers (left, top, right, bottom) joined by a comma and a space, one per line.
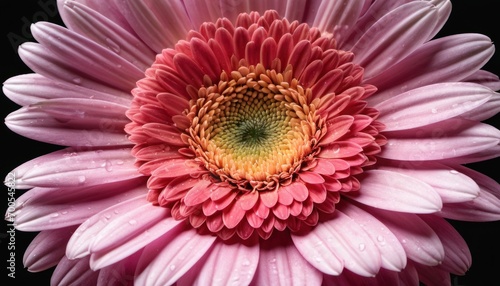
185, 64, 323, 191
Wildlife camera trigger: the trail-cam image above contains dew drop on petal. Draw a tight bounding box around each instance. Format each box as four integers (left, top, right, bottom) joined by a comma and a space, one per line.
449, 170, 459, 174
129, 219, 137, 225
431, 108, 438, 114
72, 78, 82, 85
78, 176, 86, 184
358, 243, 366, 251
169, 265, 176, 271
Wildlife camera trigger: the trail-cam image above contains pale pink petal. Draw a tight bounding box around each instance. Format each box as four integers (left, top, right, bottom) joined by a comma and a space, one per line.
188, 239, 259, 285
368, 34, 494, 104
12, 178, 145, 231
66, 194, 150, 259
58, 0, 133, 34
30, 22, 144, 91
183, 0, 226, 28
2, 74, 131, 107
377, 161, 480, 203
6, 98, 130, 146
413, 263, 451, 286
292, 211, 381, 277
443, 144, 500, 164
346, 170, 442, 213
311, 0, 365, 40
366, 207, 445, 266
116, 0, 193, 53
350, 2, 438, 79
420, 215, 471, 275
323, 268, 400, 286
337, 203, 406, 271
464, 69, 500, 91
50, 256, 99, 286
439, 165, 500, 221
89, 215, 182, 270
61, 1, 156, 70
11, 147, 140, 189
23, 226, 77, 272
255, 234, 322, 285
460, 91, 500, 121
97, 251, 140, 286
380, 120, 500, 161
375, 83, 493, 131
135, 228, 217, 285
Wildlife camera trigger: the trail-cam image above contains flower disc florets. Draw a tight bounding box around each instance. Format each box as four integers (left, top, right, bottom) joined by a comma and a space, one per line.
126, 10, 386, 240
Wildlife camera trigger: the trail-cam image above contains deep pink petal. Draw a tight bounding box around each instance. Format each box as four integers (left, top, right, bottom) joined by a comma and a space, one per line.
2, 74, 131, 107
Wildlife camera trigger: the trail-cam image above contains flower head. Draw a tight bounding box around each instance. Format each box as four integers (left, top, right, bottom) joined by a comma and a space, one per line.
4, 0, 500, 285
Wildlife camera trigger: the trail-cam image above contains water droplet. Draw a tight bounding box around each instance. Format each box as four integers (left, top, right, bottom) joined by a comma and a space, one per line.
72, 78, 82, 85
51, 213, 59, 218
242, 259, 250, 266
169, 265, 176, 271
61, 211, 68, 215
358, 243, 366, 251
105, 38, 121, 53
449, 170, 459, 174
104, 161, 113, 172
104, 214, 111, 219
431, 108, 438, 114
377, 235, 384, 242
78, 176, 86, 184
401, 239, 407, 244
115, 160, 124, 165
129, 219, 137, 225
114, 210, 120, 214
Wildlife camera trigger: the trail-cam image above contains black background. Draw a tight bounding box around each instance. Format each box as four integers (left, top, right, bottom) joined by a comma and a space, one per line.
0, 1, 499, 285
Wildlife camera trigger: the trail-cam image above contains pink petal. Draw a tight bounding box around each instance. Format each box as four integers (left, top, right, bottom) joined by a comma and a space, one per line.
23, 226, 77, 272
319, 141, 363, 159
283, 182, 309, 202
87, 204, 182, 270
3, 74, 131, 107
151, 159, 206, 178
58, 0, 133, 35
188, 240, 259, 285
135, 228, 217, 285
380, 120, 500, 161
116, 0, 193, 53
320, 115, 355, 146
299, 171, 325, 184
464, 69, 500, 91
61, 1, 156, 70
439, 165, 500, 221
420, 215, 471, 275
292, 210, 381, 277
12, 178, 146, 231
346, 169, 442, 213
50, 256, 99, 286
368, 34, 494, 104
375, 83, 493, 131
11, 147, 140, 189
338, 203, 406, 271
350, 2, 438, 79
255, 234, 322, 285
311, 0, 365, 40
377, 161, 480, 203
183, 180, 216, 206
6, 98, 130, 146
30, 22, 143, 91
367, 207, 445, 266
65, 194, 149, 259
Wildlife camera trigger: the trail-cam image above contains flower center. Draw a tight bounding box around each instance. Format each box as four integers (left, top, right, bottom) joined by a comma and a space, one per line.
186, 64, 321, 191
126, 10, 386, 240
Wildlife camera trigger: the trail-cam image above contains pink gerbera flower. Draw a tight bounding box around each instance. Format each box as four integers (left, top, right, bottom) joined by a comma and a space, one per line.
4, 0, 500, 285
